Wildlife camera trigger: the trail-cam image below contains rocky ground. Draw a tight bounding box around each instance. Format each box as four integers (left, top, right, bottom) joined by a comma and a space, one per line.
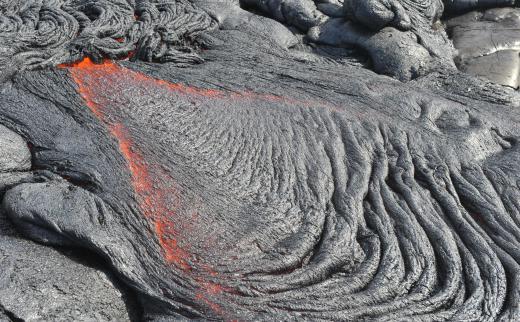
0, 124, 139, 321
1, 0, 520, 321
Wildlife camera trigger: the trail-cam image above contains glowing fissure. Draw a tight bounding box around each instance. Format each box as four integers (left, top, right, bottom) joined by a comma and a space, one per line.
59, 57, 336, 106
60, 57, 235, 316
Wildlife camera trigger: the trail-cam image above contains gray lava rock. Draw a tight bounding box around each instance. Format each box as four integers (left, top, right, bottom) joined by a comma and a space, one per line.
1, 0, 520, 321
0, 210, 138, 322
0, 123, 138, 321
444, 0, 517, 13
0, 125, 31, 173
308, 20, 433, 80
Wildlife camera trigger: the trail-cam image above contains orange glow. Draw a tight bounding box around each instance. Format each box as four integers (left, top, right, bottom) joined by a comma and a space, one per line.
60, 55, 334, 319
61, 57, 193, 268
195, 293, 224, 315
155, 220, 192, 271
110, 124, 153, 193
59, 56, 243, 317
59, 56, 335, 105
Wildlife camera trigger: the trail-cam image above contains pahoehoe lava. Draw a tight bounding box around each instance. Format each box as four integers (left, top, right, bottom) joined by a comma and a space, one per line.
2, 0, 520, 321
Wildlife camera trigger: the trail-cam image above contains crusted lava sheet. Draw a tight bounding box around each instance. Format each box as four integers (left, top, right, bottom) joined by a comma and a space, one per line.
2, 0, 520, 321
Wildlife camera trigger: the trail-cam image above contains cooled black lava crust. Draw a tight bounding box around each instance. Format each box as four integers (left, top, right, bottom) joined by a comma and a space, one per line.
2, 0, 520, 321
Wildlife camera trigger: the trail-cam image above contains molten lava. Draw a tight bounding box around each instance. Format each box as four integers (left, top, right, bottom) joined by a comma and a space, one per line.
60, 57, 236, 315
59, 56, 334, 318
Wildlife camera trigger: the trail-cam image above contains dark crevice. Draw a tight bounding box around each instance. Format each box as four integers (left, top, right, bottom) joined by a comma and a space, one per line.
0, 201, 143, 321
0, 305, 24, 322
238, 0, 270, 18
52, 246, 144, 322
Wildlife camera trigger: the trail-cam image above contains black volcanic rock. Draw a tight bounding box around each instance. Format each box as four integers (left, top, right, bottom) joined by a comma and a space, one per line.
0, 228, 139, 321
0, 125, 138, 321
1, 0, 520, 321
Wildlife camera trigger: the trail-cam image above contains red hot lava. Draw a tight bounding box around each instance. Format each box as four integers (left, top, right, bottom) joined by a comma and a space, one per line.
59, 56, 331, 318
59, 57, 235, 315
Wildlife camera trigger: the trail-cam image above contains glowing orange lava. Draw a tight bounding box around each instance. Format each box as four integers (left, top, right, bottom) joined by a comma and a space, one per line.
61, 58, 227, 269
60, 57, 236, 316
60, 56, 333, 319
59, 57, 331, 104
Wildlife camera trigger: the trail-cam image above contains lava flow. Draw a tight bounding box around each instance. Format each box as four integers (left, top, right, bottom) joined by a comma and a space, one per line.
59, 56, 331, 318
59, 57, 239, 316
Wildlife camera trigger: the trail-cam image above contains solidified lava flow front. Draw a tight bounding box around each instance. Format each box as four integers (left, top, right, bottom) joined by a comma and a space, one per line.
58, 57, 332, 319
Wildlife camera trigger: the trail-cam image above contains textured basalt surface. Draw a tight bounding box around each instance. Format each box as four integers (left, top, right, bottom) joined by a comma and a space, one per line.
2, 0, 520, 321
0, 124, 139, 321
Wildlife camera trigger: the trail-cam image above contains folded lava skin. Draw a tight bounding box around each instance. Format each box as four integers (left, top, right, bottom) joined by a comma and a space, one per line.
2, 0, 520, 321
